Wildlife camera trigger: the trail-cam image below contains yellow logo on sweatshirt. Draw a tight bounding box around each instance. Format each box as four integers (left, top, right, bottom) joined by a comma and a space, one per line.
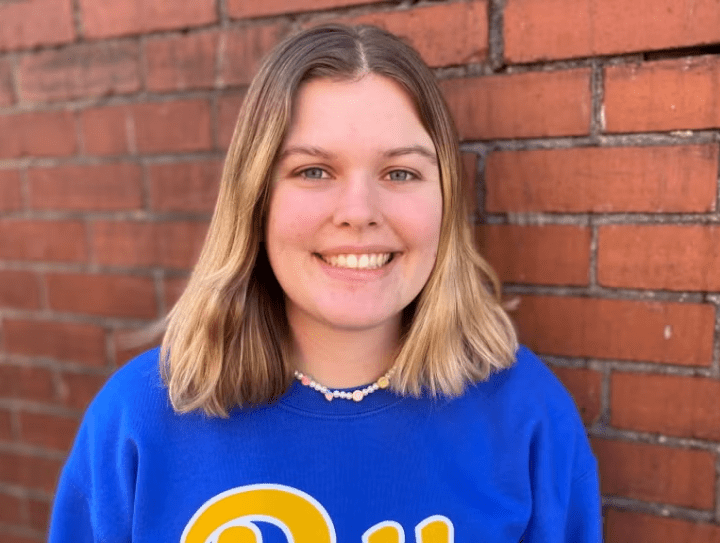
181, 484, 453, 543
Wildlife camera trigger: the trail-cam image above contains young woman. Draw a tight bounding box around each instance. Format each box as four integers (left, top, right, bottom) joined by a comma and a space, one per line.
50, 24, 601, 542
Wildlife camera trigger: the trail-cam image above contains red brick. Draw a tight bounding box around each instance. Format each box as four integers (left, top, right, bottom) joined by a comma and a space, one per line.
477, 225, 590, 286
220, 23, 290, 86
145, 31, 218, 93
0, 451, 62, 492
57, 371, 108, 411
164, 276, 188, 310
337, 1, 488, 67
0, 111, 77, 158
0, 58, 15, 106
0, 220, 87, 263
606, 510, 720, 543
19, 411, 79, 452
550, 367, 601, 425
0, 408, 12, 441
591, 438, 715, 509
0, 535, 43, 543
132, 99, 212, 154
217, 90, 246, 150
0, 0, 74, 51
0, 491, 22, 524
440, 69, 591, 140
0, 271, 41, 310
0, 170, 23, 212
28, 163, 143, 212
460, 152, 478, 216
612, 373, 720, 441
486, 145, 718, 213
0, 365, 55, 404
3, 319, 106, 367
79, 0, 217, 39
149, 160, 222, 212
92, 220, 209, 269
598, 225, 720, 291
80, 105, 131, 156
113, 328, 158, 367
506, 0, 720, 63
19, 42, 140, 103
606, 56, 720, 133
28, 497, 51, 531
46, 273, 157, 319
514, 296, 715, 366
228, 0, 382, 18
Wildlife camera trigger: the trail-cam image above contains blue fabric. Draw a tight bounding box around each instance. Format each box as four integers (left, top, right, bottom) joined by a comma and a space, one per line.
49, 346, 601, 542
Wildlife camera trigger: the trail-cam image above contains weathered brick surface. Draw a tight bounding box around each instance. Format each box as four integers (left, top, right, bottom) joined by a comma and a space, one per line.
28, 497, 51, 531
227, 0, 383, 19
336, 1, 488, 67
440, 69, 591, 140
0, 365, 55, 404
0, 220, 87, 263
0, 409, 12, 442
477, 225, 591, 285
0, 170, 23, 212
19, 411, 79, 452
606, 56, 720, 133
57, 371, 109, 411
0, 0, 75, 51
80, 105, 131, 156
0, 271, 41, 310
46, 273, 157, 319
164, 276, 188, 310
598, 225, 720, 291
28, 163, 143, 211
605, 510, 720, 542
0, 59, 15, 106
506, 0, 720, 63
485, 145, 718, 213
611, 373, 720, 441
3, 319, 106, 367
19, 42, 141, 103
0, 451, 63, 492
0, 492, 23, 524
550, 367, 602, 425
514, 296, 715, 366
217, 90, 246, 149
149, 160, 222, 212
0, 111, 77, 158
92, 220, 209, 269
220, 24, 290, 87
144, 32, 218, 93
132, 99, 213, 154
592, 438, 715, 509
79, 0, 217, 39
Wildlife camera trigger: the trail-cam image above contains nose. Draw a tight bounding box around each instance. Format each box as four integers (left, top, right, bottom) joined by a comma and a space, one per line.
332, 174, 381, 229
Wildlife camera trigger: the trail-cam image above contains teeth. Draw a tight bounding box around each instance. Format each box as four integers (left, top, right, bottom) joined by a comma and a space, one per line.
320, 253, 393, 269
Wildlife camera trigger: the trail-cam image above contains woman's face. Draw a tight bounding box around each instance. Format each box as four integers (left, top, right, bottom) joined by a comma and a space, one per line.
266, 74, 442, 335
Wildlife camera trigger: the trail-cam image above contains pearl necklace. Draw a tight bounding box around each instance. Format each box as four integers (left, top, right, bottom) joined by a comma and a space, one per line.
293, 366, 396, 402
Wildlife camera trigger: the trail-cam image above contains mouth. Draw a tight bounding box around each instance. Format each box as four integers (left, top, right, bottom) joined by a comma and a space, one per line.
314, 252, 396, 270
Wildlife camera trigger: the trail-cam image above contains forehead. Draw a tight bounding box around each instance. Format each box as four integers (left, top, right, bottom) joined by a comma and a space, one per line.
283, 74, 433, 148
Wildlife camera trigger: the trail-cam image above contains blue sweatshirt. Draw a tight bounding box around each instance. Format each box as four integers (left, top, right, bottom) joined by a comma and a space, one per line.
49, 345, 601, 542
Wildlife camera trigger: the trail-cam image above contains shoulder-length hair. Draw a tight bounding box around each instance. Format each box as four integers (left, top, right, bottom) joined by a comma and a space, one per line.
161, 23, 517, 416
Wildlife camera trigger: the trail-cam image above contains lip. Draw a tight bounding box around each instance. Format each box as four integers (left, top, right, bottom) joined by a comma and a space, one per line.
313, 252, 397, 281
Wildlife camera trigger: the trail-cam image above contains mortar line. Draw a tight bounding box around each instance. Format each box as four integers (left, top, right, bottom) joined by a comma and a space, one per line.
589, 59, 604, 140
602, 496, 716, 524
487, 0, 505, 72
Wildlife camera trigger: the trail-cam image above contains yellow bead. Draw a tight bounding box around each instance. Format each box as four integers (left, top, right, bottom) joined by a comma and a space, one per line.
377, 376, 390, 389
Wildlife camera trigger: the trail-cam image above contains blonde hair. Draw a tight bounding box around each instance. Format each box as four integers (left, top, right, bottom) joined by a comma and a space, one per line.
161, 24, 517, 416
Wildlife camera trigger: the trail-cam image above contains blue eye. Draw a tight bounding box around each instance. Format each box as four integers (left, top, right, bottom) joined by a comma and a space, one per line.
388, 170, 415, 181
300, 167, 327, 179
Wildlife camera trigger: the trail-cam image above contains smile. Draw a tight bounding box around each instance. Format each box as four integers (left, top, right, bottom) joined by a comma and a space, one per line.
316, 253, 395, 270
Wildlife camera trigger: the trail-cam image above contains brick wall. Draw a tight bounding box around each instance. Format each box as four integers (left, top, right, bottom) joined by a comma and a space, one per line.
0, 0, 718, 540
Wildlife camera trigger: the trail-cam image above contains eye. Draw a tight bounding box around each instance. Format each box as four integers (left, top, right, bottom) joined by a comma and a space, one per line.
387, 169, 417, 182
298, 167, 329, 180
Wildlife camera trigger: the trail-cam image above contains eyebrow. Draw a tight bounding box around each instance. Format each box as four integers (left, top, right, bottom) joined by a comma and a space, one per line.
278, 144, 438, 165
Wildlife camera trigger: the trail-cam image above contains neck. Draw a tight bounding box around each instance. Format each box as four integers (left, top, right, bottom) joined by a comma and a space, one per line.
287, 309, 401, 389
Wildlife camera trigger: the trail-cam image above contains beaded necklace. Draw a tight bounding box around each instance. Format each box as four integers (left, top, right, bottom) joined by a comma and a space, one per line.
293, 366, 396, 402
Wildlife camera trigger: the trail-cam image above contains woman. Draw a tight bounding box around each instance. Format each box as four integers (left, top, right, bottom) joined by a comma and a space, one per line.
50, 24, 601, 542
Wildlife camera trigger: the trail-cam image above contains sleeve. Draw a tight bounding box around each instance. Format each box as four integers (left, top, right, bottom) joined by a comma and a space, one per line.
48, 378, 138, 543
564, 466, 602, 543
